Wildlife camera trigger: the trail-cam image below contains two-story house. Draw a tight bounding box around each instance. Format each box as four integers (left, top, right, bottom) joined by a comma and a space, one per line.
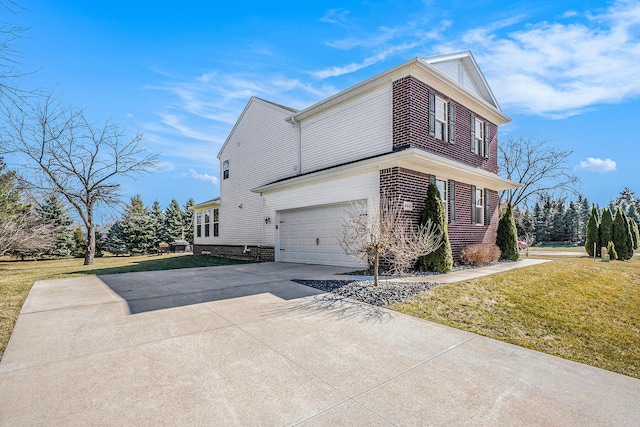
192, 51, 518, 267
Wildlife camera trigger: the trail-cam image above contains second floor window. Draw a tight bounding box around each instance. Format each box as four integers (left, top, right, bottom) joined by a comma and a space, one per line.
223, 160, 229, 179
473, 118, 484, 156
435, 96, 447, 141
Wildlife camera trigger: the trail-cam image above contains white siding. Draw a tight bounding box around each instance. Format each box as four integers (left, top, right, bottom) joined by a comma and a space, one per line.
300, 84, 392, 174
216, 98, 299, 246
431, 60, 481, 98
261, 170, 379, 247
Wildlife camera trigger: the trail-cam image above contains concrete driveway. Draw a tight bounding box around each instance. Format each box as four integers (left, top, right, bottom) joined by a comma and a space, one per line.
1, 262, 639, 426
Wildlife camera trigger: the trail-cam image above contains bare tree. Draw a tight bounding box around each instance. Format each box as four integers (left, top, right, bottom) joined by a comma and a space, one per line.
337, 196, 442, 285
2, 97, 158, 265
0, 1, 39, 114
0, 208, 57, 257
499, 136, 579, 210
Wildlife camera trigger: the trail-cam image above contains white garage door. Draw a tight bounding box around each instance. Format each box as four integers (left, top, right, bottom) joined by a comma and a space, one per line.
278, 202, 366, 268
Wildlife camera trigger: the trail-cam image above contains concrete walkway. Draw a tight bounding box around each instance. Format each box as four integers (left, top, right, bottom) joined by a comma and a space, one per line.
1, 262, 639, 425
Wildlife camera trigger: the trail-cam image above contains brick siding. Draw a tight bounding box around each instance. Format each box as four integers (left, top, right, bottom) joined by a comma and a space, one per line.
392, 75, 498, 174
379, 168, 499, 261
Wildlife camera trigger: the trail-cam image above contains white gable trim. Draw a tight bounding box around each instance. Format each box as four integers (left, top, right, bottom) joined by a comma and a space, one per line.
422, 51, 501, 112
288, 56, 510, 126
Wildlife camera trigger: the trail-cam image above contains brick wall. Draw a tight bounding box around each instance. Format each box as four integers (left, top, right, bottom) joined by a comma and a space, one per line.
193, 244, 275, 262
392, 75, 498, 174
379, 168, 499, 261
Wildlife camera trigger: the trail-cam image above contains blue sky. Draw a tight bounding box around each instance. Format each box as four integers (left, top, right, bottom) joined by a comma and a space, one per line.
7, 0, 640, 218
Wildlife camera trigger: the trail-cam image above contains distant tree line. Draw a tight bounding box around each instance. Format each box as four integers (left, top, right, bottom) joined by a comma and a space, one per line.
514, 188, 640, 247
103, 195, 195, 256
1, 158, 195, 260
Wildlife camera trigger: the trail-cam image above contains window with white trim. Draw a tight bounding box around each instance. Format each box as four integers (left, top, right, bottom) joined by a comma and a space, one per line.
223, 160, 229, 180
204, 211, 210, 237
435, 96, 448, 141
213, 208, 219, 237
436, 179, 448, 222
474, 118, 484, 156
196, 212, 202, 237
474, 188, 484, 225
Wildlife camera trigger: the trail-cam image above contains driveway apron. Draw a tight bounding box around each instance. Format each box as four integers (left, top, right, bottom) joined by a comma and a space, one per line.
1, 262, 639, 426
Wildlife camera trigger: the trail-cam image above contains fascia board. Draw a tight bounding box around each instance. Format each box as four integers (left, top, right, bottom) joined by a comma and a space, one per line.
252, 148, 519, 194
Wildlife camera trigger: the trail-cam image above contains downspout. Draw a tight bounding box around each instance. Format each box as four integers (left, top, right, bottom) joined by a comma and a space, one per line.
290, 115, 302, 175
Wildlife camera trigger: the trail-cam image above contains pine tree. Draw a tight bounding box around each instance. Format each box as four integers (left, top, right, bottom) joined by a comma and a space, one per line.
104, 222, 128, 255
578, 196, 591, 242
120, 195, 155, 255
72, 226, 86, 258
612, 207, 633, 261
182, 198, 195, 243
149, 200, 165, 248
165, 199, 185, 242
496, 204, 519, 261
585, 205, 600, 257
533, 202, 545, 243
418, 183, 452, 272
37, 193, 74, 259
599, 208, 613, 253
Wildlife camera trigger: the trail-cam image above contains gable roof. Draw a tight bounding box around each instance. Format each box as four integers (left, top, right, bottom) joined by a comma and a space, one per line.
217, 97, 299, 159
421, 51, 501, 111
287, 53, 509, 126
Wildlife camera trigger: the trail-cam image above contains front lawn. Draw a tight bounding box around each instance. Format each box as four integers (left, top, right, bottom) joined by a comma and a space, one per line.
0, 254, 251, 360
393, 255, 640, 379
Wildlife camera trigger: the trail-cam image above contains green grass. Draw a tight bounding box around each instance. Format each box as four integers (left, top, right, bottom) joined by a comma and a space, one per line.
0, 254, 252, 360
393, 255, 640, 378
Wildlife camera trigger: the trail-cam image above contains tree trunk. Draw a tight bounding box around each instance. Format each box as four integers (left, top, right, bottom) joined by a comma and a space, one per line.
373, 250, 379, 287
84, 223, 95, 265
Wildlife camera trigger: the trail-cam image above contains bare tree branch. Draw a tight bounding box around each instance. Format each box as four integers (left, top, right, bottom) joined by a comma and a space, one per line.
336, 195, 442, 284
498, 136, 579, 210
2, 95, 158, 264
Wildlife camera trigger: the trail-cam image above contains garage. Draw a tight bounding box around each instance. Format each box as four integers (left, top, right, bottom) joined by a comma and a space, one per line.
277, 201, 366, 267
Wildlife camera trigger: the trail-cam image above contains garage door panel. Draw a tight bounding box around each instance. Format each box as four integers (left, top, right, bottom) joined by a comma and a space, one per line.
278, 202, 365, 267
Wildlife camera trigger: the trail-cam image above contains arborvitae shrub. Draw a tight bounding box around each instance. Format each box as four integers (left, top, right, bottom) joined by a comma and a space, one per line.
496, 204, 519, 261
418, 183, 453, 273
607, 241, 617, 261
599, 208, 613, 253
612, 208, 633, 261
585, 205, 600, 257
628, 218, 639, 250
460, 243, 501, 266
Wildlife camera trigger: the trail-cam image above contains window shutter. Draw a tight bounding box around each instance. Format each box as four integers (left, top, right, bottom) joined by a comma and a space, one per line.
429, 91, 436, 137
470, 116, 476, 153
471, 185, 477, 225
485, 189, 491, 226
429, 174, 436, 186
449, 103, 456, 144
449, 180, 456, 223
484, 122, 490, 159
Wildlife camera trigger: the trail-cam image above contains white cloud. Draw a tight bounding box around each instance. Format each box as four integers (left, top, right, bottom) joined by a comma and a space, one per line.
456, 1, 640, 117
576, 157, 617, 173
319, 8, 351, 28
189, 169, 219, 185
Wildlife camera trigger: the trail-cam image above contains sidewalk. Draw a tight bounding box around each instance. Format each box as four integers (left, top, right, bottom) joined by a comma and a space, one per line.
333, 258, 550, 284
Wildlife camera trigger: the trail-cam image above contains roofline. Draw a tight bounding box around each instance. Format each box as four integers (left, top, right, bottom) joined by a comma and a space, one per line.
287, 56, 510, 125
421, 50, 502, 112
190, 197, 220, 210
217, 97, 298, 160
252, 148, 519, 194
